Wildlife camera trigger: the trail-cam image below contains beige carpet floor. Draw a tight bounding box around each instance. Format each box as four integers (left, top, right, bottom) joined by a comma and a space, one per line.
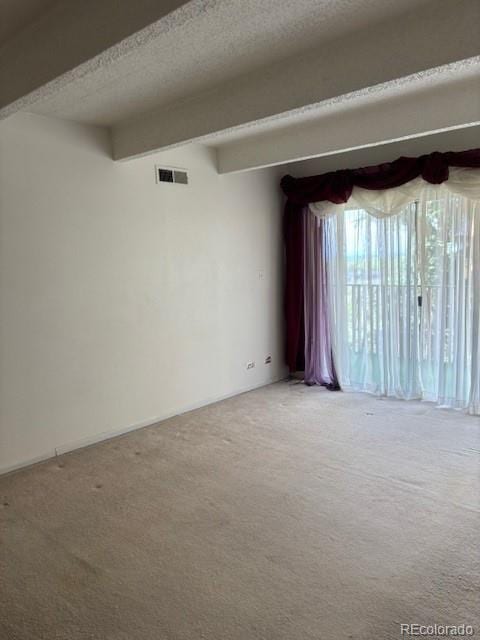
1, 381, 479, 640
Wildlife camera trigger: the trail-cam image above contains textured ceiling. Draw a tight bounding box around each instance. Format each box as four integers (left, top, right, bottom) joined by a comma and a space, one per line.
29, 0, 430, 126
0, 0, 58, 45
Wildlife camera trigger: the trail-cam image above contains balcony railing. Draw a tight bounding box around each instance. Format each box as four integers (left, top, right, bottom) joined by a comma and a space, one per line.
343, 283, 465, 364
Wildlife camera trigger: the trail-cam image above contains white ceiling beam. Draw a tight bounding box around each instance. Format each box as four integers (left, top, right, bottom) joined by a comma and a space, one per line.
285, 126, 480, 178
216, 74, 480, 174
112, 0, 480, 161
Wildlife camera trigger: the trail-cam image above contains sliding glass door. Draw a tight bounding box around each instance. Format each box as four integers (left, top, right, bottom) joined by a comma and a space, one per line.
326, 188, 479, 411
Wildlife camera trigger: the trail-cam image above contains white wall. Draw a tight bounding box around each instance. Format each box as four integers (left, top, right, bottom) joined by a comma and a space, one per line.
0, 113, 287, 473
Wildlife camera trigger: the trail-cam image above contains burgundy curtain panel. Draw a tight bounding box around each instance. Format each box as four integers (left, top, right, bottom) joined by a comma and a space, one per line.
281, 148, 480, 379
283, 201, 305, 372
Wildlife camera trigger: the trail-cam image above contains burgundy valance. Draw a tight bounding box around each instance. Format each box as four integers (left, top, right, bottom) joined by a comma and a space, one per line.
281, 148, 480, 205
281, 147, 480, 373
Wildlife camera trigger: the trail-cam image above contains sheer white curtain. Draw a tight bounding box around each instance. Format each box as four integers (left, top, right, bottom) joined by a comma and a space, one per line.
312, 172, 480, 414
326, 202, 421, 399
416, 188, 479, 412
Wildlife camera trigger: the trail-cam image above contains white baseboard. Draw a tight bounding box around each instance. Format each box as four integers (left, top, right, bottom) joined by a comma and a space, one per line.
0, 374, 287, 477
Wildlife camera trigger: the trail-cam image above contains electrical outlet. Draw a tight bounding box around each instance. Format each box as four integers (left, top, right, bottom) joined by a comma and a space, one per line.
246, 361, 255, 370
265, 355, 272, 364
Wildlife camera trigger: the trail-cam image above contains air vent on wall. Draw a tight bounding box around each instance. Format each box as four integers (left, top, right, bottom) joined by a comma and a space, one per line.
155, 166, 188, 185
